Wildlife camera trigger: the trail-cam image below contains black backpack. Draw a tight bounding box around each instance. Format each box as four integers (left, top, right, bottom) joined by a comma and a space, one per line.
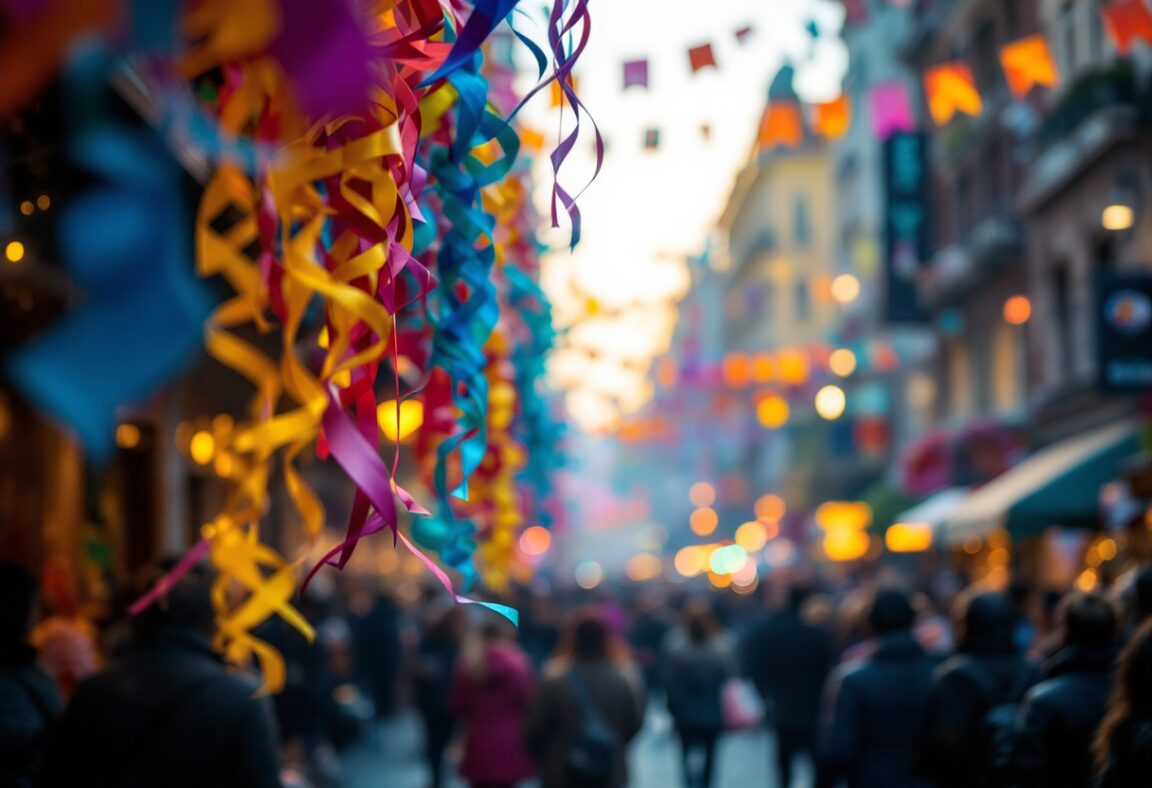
958, 660, 1034, 785
564, 669, 618, 786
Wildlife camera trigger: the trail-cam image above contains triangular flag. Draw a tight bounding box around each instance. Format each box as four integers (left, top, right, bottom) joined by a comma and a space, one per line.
623, 59, 649, 89
550, 75, 578, 107
1102, 0, 1152, 55
520, 128, 546, 153
1000, 35, 1059, 97
923, 61, 983, 125
812, 95, 851, 139
735, 25, 754, 44
869, 81, 915, 140
758, 102, 803, 149
688, 43, 717, 73
643, 128, 660, 150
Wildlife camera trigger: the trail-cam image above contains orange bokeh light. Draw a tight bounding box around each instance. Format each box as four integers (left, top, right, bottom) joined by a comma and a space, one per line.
519, 526, 552, 556
690, 507, 719, 536
1003, 295, 1032, 325
755, 494, 787, 522
689, 482, 716, 508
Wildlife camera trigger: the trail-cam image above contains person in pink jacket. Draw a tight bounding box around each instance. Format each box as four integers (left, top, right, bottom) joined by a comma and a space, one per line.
450, 619, 536, 788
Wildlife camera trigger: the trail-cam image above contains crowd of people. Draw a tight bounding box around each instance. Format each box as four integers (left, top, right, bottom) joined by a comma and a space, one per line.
1, 555, 1151, 788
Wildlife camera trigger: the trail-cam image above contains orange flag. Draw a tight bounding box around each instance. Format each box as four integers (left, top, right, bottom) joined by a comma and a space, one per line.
1102, 0, 1152, 55
758, 102, 803, 149
922, 61, 983, 125
812, 95, 851, 140
550, 75, 578, 107
520, 128, 546, 153
1000, 35, 1058, 97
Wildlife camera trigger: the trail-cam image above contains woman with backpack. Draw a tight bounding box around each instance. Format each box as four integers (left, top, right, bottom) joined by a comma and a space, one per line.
663, 599, 738, 788
524, 607, 645, 788
1093, 618, 1152, 787
920, 590, 1041, 787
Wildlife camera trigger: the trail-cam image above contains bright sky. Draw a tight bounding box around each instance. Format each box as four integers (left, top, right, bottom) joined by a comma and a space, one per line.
517, 0, 848, 430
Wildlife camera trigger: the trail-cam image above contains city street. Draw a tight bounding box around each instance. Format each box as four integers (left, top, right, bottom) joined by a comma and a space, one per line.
343, 705, 801, 788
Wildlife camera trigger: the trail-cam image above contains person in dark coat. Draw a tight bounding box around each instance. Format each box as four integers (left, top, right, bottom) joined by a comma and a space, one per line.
664, 600, 737, 788
411, 605, 465, 788
1013, 591, 1119, 788
525, 607, 645, 788
347, 581, 402, 720
0, 561, 62, 788
1094, 618, 1152, 787
745, 584, 835, 788
817, 587, 934, 788
920, 590, 1041, 787
38, 560, 282, 788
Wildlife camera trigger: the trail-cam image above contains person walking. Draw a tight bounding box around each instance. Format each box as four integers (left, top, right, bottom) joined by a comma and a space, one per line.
38, 560, 282, 788
744, 584, 835, 788
525, 607, 645, 788
0, 561, 62, 788
1094, 618, 1152, 787
920, 591, 1040, 787
450, 619, 535, 788
664, 600, 737, 788
1013, 591, 1119, 788
412, 605, 466, 788
817, 587, 935, 788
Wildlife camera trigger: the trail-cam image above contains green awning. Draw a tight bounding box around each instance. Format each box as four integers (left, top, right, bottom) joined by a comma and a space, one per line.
945, 421, 1140, 543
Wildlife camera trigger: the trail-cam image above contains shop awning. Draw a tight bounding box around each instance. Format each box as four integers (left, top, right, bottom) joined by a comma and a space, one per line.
945, 421, 1141, 543
894, 487, 970, 531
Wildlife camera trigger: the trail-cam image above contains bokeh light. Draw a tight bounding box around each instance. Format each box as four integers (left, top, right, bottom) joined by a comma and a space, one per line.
778, 351, 809, 385
885, 523, 933, 553
815, 501, 873, 531
690, 507, 719, 536
626, 553, 663, 582
115, 423, 141, 449
519, 526, 553, 557
674, 546, 708, 577
689, 481, 716, 508
1101, 203, 1134, 231
823, 529, 870, 561
814, 385, 847, 420
828, 348, 857, 377
754, 494, 787, 522
575, 561, 603, 589
1003, 295, 1032, 325
378, 399, 424, 442
764, 539, 797, 567
189, 431, 215, 465
830, 273, 861, 304
5, 241, 25, 263
735, 521, 770, 552
756, 395, 790, 429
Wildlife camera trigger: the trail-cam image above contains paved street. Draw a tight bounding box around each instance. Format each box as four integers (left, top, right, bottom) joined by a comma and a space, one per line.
343, 705, 809, 788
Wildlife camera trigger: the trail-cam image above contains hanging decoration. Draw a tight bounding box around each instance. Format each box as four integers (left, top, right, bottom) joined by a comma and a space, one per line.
688, 43, 718, 73
757, 102, 804, 150
623, 59, 650, 89
811, 94, 851, 140
1000, 35, 1059, 98
1102, 0, 1152, 55
922, 61, 983, 125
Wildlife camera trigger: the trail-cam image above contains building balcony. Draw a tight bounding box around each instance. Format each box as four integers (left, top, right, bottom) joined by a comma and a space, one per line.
918, 215, 1025, 310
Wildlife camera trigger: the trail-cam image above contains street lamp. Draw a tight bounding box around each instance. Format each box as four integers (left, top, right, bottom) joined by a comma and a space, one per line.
1102, 176, 1138, 232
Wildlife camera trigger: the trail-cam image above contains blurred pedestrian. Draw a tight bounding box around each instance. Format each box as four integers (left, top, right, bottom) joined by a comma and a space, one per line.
817, 587, 934, 788
525, 607, 645, 788
1094, 618, 1152, 787
0, 560, 62, 788
628, 591, 671, 693
664, 599, 737, 788
745, 584, 835, 788
30, 556, 98, 700
451, 619, 535, 788
412, 605, 465, 788
1013, 591, 1119, 788
39, 560, 282, 788
920, 591, 1040, 787
347, 580, 402, 721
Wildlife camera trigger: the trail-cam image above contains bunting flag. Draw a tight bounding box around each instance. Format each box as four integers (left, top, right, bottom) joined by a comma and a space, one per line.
757, 102, 803, 150
550, 74, 578, 107
735, 25, 754, 44
1000, 35, 1059, 97
869, 81, 915, 140
643, 128, 661, 149
521, 127, 546, 152
812, 94, 851, 140
1102, 0, 1152, 55
923, 61, 983, 125
623, 58, 649, 89
688, 43, 717, 73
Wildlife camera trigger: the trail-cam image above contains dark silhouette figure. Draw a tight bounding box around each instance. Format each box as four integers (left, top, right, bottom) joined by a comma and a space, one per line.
39, 560, 283, 788
1094, 618, 1152, 786
0, 560, 62, 788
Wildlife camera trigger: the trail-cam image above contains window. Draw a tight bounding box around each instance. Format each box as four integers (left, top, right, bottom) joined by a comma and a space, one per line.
794, 280, 810, 322
948, 339, 974, 418
794, 195, 812, 246
992, 321, 1023, 413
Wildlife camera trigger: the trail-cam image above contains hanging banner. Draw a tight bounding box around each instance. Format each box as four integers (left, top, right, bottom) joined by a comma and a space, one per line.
758, 101, 803, 149
882, 132, 932, 323
1097, 274, 1152, 391
869, 81, 915, 140
923, 61, 982, 125
1103, 0, 1152, 55
1000, 34, 1059, 98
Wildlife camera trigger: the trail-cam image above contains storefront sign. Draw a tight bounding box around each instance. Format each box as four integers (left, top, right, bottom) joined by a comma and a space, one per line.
882, 132, 932, 322
1098, 274, 1152, 391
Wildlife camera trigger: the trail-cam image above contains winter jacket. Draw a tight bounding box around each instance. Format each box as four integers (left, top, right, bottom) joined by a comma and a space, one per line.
920, 652, 1040, 787
1097, 717, 1152, 788
663, 631, 737, 731
0, 644, 62, 788
525, 659, 645, 788
38, 627, 282, 788
451, 641, 536, 784
744, 610, 836, 734
1014, 644, 1118, 788
818, 632, 935, 788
